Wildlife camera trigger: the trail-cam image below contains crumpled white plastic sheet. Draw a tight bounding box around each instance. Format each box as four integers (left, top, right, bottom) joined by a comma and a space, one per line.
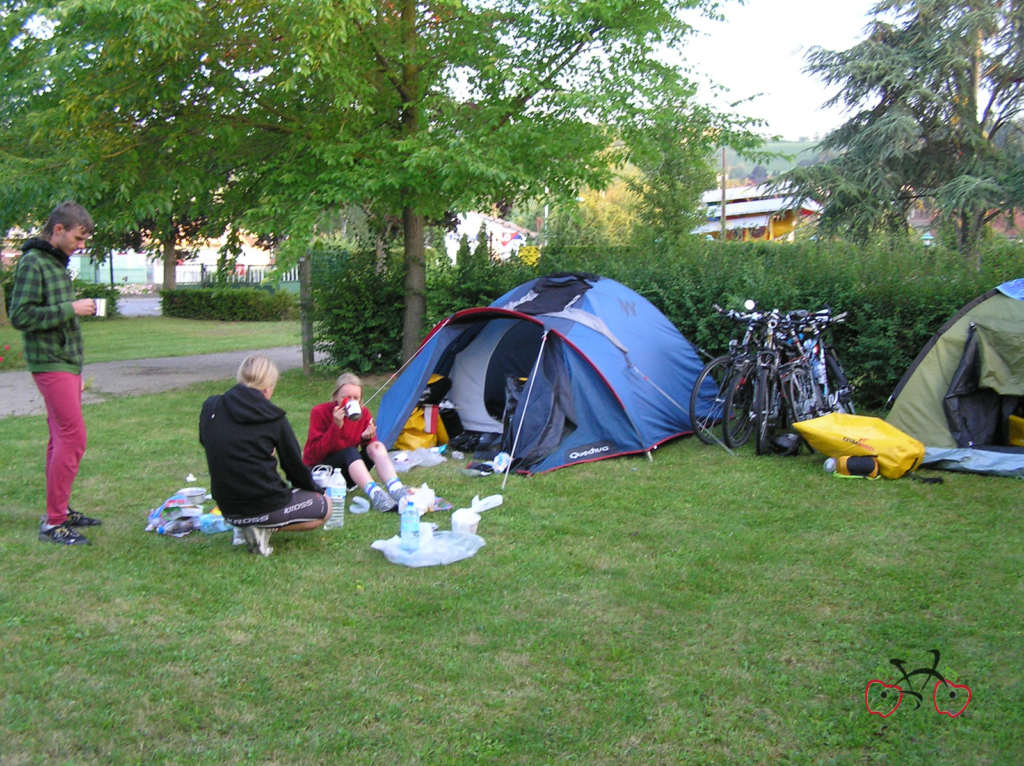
390, 448, 447, 473
371, 530, 485, 567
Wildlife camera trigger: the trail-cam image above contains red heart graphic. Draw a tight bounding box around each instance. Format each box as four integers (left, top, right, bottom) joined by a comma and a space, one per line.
933, 680, 971, 717
865, 680, 903, 717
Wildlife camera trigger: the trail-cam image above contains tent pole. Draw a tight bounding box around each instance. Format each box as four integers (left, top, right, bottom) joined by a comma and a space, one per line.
502, 330, 549, 490
364, 317, 452, 406
629, 362, 735, 455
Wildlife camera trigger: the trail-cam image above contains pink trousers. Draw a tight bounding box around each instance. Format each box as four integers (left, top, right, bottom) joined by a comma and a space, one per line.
33, 372, 87, 525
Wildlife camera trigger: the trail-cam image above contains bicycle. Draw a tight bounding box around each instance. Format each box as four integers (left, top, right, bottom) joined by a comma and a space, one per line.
689, 304, 763, 448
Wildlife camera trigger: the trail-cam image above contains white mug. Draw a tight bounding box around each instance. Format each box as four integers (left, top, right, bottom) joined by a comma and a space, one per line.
94, 298, 107, 317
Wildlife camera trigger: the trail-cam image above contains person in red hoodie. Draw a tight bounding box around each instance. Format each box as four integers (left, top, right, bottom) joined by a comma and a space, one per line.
303, 372, 405, 511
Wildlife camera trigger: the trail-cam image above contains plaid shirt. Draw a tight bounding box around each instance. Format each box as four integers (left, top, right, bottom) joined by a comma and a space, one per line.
9, 239, 83, 374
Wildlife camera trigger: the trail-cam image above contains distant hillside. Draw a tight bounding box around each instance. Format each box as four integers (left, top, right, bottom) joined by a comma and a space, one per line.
721, 139, 829, 182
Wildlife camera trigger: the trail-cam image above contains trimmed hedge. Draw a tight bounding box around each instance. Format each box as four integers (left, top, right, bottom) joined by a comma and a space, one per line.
161, 286, 298, 321
311, 237, 1024, 410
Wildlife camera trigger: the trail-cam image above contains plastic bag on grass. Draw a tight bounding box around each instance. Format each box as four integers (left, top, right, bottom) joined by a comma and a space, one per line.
390, 447, 447, 473
371, 531, 485, 567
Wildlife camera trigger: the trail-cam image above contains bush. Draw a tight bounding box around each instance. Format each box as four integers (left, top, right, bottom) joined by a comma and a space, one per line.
311, 234, 1024, 408
160, 286, 297, 321
310, 247, 406, 372
0, 334, 24, 370
73, 281, 121, 318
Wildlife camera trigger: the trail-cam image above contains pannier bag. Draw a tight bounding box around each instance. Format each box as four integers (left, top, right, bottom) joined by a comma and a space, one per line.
394, 375, 453, 451
793, 413, 924, 479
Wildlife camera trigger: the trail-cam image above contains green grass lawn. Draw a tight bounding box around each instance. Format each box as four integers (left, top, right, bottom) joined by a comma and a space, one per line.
1, 316, 301, 370
80, 316, 302, 363
1, 369, 1020, 764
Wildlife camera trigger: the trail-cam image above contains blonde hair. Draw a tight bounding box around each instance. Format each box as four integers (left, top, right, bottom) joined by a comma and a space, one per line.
237, 354, 280, 391
332, 371, 362, 400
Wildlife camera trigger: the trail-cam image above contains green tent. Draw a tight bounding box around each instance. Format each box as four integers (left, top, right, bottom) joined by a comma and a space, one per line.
887, 279, 1024, 476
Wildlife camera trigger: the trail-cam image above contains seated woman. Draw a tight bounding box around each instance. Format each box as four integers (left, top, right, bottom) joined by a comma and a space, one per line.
303, 372, 406, 511
199, 355, 331, 556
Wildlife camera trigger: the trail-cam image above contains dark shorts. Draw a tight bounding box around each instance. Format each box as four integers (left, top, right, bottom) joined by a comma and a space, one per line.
320, 446, 370, 488
225, 489, 329, 528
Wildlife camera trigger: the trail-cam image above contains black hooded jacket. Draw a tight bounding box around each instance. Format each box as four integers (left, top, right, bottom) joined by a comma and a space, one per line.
199, 383, 319, 518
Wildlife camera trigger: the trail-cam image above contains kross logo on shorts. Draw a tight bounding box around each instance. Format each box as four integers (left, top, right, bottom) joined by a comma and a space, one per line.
284, 498, 315, 515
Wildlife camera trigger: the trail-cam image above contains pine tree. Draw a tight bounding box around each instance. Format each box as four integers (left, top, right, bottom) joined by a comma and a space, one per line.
781, 0, 1024, 261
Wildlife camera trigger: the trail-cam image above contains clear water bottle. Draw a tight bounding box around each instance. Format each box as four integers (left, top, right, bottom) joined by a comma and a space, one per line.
198, 513, 232, 534
157, 517, 197, 535
400, 496, 420, 552
324, 468, 346, 529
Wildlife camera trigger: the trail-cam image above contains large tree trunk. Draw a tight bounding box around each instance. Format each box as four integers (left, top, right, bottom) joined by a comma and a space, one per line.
299, 252, 314, 375
161, 237, 177, 289
401, 206, 426, 362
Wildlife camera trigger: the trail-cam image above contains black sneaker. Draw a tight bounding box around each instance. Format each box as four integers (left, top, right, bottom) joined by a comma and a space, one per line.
39, 523, 90, 545
65, 508, 102, 527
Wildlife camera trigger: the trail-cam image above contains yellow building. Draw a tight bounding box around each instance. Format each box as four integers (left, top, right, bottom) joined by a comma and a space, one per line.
694, 184, 821, 242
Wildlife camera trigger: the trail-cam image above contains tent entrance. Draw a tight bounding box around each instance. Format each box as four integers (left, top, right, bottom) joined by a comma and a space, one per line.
441, 318, 576, 468
944, 324, 1024, 448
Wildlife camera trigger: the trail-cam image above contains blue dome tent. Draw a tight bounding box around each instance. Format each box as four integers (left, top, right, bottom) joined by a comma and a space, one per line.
377, 273, 716, 474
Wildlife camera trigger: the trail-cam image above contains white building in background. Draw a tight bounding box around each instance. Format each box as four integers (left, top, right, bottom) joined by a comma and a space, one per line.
67, 234, 275, 285
444, 211, 536, 263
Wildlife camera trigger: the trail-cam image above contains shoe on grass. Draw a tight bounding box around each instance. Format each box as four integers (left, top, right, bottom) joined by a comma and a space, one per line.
39, 522, 89, 545
66, 507, 102, 527
368, 485, 397, 512
241, 525, 274, 556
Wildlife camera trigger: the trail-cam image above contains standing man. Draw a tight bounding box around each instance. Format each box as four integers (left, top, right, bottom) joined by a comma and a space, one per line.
10, 201, 102, 545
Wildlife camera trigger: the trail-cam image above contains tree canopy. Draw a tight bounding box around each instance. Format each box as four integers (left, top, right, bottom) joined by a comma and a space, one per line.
780, 0, 1024, 258
1, 0, 757, 356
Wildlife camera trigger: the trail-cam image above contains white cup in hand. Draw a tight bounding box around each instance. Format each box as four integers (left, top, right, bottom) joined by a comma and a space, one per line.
94, 298, 107, 317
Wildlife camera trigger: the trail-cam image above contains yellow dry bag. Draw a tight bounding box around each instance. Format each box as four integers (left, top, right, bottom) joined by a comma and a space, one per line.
793, 413, 924, 479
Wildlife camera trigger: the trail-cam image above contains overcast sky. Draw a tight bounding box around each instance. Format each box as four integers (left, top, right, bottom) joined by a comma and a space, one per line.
683, 0, 880, 141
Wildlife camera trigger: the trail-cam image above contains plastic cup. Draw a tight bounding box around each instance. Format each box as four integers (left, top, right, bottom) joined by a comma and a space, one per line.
451, 509, 480, 535
94, 298, 107, 317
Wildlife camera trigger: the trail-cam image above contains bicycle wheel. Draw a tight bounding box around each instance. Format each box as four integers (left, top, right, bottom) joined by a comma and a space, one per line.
689, 355, 731, 445
825, 347, 855, 413
755, 366, 781, 455
722, 361, 755, 448
786, 363, 821, 423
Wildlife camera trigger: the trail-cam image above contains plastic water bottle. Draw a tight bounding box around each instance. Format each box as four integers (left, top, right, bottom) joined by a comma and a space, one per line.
824, 455, 879, 478
324, 468, 346, 529
198, 513, 232, 534
400, 496, 420, 552
157, 517, 196, 535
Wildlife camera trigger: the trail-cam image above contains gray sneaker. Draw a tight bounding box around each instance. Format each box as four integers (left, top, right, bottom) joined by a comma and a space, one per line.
241, 526, 274, 556
387, 484, 408, 505
368, 485, 398, 512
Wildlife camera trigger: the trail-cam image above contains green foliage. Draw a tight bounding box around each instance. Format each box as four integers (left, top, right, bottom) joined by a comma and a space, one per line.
542, 236, 1024, 408
426, 247, 538, 328
310, 247, 406, 372
161, 287, 297, 322
72, 281, 121, 319
0, 332, 23, 370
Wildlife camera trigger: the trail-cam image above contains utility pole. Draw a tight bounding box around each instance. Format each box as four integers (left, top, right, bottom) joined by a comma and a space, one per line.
720, 146, 727, 241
